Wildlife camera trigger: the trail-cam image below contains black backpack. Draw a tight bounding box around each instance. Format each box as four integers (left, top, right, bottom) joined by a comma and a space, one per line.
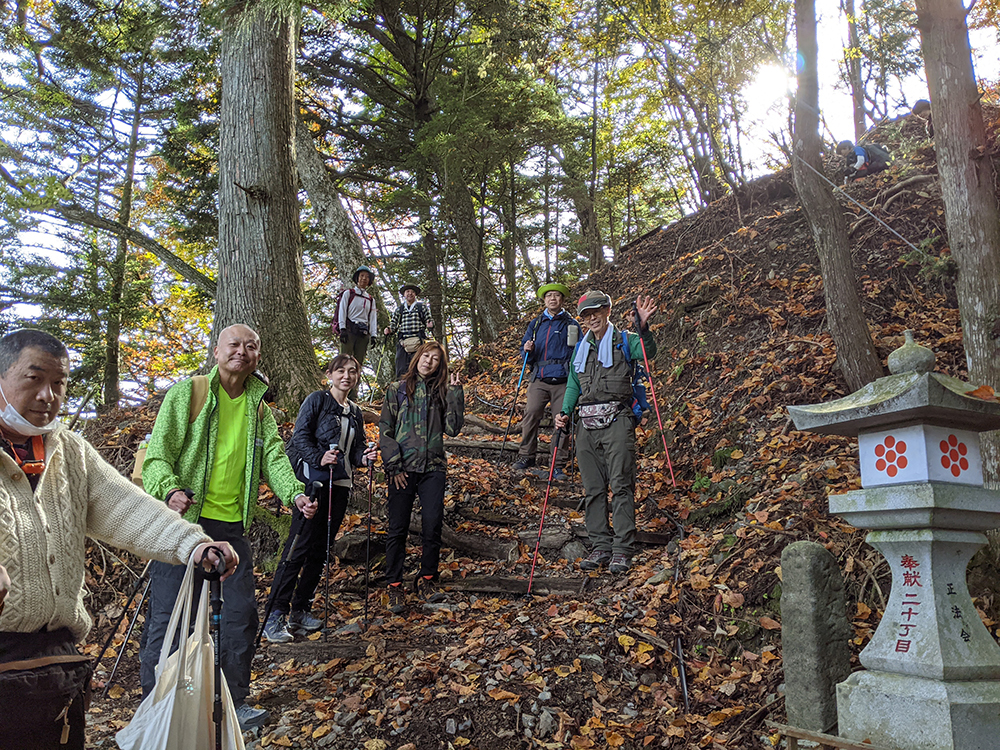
864, 143, 891, 169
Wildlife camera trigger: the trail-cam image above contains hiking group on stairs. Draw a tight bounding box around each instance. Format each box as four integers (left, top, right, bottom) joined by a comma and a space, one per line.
0, 269, 663, 744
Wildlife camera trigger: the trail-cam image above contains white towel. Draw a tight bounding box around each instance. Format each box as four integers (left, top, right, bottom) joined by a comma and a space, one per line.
573, 323, 616, 373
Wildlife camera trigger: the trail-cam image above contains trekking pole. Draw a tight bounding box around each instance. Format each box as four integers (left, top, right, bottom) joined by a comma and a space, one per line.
93, 558, 153, 696
364, 442, 377, 630
325, 456, 336, 642
101, 567, 151, 699
496, 350, 530, 466
197, 545, 228, 750
633, 303, 676, 486
527, 428, 562, 596
256, 481, 323, 647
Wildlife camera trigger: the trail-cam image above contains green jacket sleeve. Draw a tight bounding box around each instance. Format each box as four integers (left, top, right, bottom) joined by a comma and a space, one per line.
379, 384, 404, 476
444, 384, 464, 437
560, 348, 582, 414
142, 379, 193, 503
259, 404, 305, 506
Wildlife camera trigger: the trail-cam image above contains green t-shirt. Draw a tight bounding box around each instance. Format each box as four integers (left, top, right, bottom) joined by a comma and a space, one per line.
201, 388, 248, 523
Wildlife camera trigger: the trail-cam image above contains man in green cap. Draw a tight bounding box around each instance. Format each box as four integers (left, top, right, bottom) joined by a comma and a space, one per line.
336, 265, 378, 398
555, 291, 657, 574
513, 283, 582, 481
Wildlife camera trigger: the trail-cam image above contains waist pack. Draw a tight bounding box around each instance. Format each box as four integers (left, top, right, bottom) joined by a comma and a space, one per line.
400, 336, 423, 353
579, 402, 621, 430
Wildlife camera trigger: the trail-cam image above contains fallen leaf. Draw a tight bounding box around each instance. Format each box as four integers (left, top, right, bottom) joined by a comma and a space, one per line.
488, 688, 520, 702
605, 730, 625, 747
618, 634, 636, 651
759, 616, 781, 630
363, 740, 388, 750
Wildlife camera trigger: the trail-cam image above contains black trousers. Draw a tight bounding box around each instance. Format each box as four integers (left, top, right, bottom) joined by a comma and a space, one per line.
394, 341, 417, 378
270, 483, 350, 614
0, 628, 88, 750
384, 470, 446, 584
139, 519, 256, 704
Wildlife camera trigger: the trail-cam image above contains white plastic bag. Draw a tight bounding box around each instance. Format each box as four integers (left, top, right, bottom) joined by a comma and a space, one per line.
117, 558, 245, 750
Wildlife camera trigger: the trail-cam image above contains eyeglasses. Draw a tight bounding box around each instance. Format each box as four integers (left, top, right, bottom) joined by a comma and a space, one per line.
580, 307, 608, 320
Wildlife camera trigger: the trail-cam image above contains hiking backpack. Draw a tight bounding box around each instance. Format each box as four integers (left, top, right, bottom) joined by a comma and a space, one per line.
864, 143, 891, 168
616, 331, 652, 420
331, 288, 358, 337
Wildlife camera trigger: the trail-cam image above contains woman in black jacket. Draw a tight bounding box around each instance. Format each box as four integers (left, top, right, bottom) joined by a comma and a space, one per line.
263, 354, 372, 642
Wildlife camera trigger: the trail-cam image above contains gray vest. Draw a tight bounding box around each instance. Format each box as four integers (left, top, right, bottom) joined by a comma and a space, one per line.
579, 333, 632, 409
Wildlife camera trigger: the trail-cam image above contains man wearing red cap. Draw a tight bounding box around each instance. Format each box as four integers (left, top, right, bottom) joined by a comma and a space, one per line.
555, 291, 657, 574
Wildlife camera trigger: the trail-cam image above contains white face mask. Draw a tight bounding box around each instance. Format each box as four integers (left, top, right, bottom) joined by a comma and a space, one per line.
0, 381, 60, 436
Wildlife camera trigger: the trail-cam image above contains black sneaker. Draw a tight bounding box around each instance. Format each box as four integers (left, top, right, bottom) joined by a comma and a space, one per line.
609, 553, 632, 574
289, 609, 324, 632
579, 549, 612, 571
387, 584, 406, 614
512, 457, 535, 471
414, 575, 447, 603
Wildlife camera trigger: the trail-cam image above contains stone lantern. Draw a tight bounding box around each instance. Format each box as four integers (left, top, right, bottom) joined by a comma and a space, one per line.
787, 331, 1000, 750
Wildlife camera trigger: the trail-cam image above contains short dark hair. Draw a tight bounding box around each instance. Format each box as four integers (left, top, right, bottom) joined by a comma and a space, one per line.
0, 330, 69, 376
324, 354, 360, 373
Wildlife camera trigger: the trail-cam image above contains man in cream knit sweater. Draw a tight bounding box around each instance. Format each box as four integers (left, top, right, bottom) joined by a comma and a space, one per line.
0, 329, 238, 750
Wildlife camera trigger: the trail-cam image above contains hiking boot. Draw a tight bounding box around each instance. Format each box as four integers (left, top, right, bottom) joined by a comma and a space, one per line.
550, 468, 568, 482
289, 609, 324, 633
235, 703, 270, 731
414, 574, 447, 604
579, 549, 612, 571
609, 554, 632, 574
262, 611, 294, 643
512, 457, 535, 471
387, 584, 406, 614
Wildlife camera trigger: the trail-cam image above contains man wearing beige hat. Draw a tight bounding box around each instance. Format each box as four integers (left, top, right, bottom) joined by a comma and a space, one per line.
555, 291, 657, 574
384, 283, 434, 377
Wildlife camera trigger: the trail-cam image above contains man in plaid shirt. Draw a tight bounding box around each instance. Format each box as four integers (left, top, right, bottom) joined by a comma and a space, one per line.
383, 283, 434, 376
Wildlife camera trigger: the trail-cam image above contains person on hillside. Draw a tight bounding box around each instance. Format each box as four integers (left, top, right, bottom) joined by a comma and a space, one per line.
0, 329, 238, 750
379, 341, 464, 613
554, 291, 658, 575
837, 140, 891, 183
338, 265, 379, 398
262, 355, 377, 642
383, 283, 435, 378
139, 324, 311, 731
513, 283, 583, 482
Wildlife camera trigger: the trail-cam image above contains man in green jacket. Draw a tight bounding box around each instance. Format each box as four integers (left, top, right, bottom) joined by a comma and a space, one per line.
555, 291, 658, 575
140, 324, 311, 731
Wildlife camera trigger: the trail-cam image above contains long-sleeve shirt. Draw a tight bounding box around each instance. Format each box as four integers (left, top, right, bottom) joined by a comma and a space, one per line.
338, 286, 378, 335
0, 426, 211, 641
561, 325, 657, 414
388, 300, 432, 339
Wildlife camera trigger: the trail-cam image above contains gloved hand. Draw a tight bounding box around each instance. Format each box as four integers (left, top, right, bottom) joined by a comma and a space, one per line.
339, 330, 349, 343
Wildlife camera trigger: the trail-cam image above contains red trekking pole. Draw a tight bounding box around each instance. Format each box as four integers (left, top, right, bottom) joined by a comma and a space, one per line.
633, 302, 676, 486
527, 428, 562, 596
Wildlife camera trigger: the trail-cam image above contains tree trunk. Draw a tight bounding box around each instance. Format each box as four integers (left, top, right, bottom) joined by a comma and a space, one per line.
559, 147, 604, 271
914, 0, 1000, 483
416, 169, 445, 333
294, 117, 390, 328
104, 64, 145, 409
438, 163, 506, 343
216, 7, 319, 410
792, 0, 884, 391
842, 0, 866, 142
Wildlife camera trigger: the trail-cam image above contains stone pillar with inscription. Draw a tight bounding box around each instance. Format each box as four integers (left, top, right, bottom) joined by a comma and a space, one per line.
788, 331, 1000, 750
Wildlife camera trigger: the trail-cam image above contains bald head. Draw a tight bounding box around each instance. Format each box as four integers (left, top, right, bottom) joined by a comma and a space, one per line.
214, 324, 261, 383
